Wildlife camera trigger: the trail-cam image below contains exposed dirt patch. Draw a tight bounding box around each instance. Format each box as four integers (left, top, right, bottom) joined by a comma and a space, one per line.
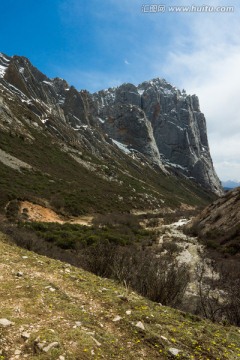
20, 201, 64, 223
19, 201, 93, 226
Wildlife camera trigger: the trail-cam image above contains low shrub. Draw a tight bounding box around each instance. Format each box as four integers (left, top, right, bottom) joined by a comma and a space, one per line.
0, 220, 189, 308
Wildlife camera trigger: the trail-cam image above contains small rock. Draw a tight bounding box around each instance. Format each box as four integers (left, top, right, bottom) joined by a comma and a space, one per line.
73, 321, 82, 329
34, 337, 46, 350
59, 356, 65, 360
14, 349, 21, 355
91, 336, 101, 347
126, 310, 132, 315
21, 331, 31, 340
22, 256, 28, 259
86, 331, 95, 336
43, 342, 59, 352
16, 271, 24, 277
36, 342, 45, 350
113, 316, 122, 322
168, 347, 181, 356
48, 287, 56, 292
0, 318, 13, 327
135, 321, 145, 330
161, 336, 168, 342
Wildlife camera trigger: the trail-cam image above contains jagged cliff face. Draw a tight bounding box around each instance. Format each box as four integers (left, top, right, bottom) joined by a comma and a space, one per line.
0, 53, 222, 195
93, 79, 222, 195
0, 54, 109, 156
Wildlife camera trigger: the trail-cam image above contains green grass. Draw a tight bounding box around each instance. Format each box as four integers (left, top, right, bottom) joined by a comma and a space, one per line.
0, 232, 240, 359
0, 127, 216, 218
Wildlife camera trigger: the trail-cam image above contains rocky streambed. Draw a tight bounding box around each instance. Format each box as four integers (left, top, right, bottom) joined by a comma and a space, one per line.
143, 215, 221, 314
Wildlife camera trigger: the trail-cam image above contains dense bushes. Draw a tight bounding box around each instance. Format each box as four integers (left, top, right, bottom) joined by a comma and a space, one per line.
1, 220, 189, 308
83, 242, 190, 307
195, 258, 240, 326
18, 217, 153, 250
4, 218, 240, 325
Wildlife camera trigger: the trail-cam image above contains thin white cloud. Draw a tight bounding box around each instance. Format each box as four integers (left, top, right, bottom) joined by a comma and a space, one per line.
57, 0, 240, 180
214, 161, 240, 182
211, 133, 240, 159
156, 3, 240, 181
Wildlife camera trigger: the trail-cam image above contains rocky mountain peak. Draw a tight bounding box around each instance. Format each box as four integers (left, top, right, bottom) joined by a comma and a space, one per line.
93, 78, 222, 195
0, 52, 11, 78
0, 53, 223, 195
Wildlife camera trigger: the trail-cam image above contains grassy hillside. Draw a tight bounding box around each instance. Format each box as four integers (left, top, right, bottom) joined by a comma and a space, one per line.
185, 188, 240, 257
0, 127, 216, 218
0, 232, 240, 359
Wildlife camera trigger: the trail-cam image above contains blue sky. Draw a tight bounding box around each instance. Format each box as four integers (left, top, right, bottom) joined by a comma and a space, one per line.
0, 0, 240, 181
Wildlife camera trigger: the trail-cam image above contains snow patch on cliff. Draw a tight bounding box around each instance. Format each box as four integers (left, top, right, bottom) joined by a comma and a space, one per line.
112, 139, 131, 154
